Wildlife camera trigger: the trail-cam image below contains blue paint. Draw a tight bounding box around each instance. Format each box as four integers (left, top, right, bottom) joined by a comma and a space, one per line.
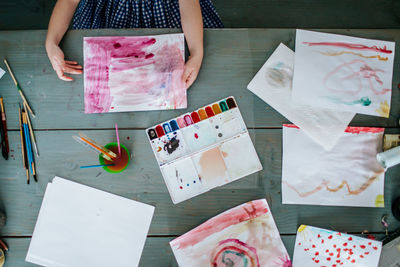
323, 96, 371, 106
170, 120, 179, 131
163, 123, 172, 133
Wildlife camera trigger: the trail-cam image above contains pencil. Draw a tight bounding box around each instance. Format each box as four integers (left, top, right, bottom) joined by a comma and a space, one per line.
0, 98, 9, 160
23, 111, 37, 182
22, 111, 33, 174
3, 58, 35, 117
23, 102, 39, 157
19, 106, 29, 184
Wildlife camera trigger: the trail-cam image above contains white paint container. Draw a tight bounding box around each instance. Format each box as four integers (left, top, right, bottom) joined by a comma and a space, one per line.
377, 146, 400, 169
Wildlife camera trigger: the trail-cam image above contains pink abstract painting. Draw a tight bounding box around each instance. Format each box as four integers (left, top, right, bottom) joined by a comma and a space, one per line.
170, 199, 291, 267
84, 34, 186, 113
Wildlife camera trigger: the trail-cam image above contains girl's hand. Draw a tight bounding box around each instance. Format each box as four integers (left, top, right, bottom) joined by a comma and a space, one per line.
182, 54, 203, 89
46, 42, 82, 81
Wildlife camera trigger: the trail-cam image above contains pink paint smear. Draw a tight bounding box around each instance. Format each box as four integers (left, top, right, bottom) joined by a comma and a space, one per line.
84, 35, 185, 113
303, 42, 393, 54
170, 199, 268, 250
284, 124, 384, 134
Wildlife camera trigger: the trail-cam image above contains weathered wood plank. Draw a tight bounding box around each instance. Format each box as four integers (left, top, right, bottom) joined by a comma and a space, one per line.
1, 234, 387, 267
1, 0, 400, 30
0, 129, 399, 236
0, 29, 399, 130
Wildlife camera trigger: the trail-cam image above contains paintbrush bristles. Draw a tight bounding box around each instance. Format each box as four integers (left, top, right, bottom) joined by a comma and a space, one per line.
3, 58, 18, 86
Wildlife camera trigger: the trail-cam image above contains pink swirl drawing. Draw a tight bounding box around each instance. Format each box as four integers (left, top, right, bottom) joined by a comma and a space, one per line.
323, 59, 390, 96
211, 239, 260, 267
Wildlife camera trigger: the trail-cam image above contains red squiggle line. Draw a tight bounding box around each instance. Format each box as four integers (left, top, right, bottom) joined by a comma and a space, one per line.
303, 42, 392, 54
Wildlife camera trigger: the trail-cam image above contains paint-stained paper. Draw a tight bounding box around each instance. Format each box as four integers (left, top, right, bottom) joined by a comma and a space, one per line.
293, 225, 382, 267
292, 30, 395, 118
0, 68, 4, 79
84, 34, 186, 113
170, 199, 291, 267
247, 43, 355, 150
26, 177, 154, 267
282, 124, 385, 207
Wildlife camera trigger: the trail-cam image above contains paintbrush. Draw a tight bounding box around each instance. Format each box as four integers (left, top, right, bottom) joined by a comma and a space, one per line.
19, 105, 29, 184
0, 98, 9, 160
23, 102, 39, 157
115, 123, 121, 156
3, 58, 35, 117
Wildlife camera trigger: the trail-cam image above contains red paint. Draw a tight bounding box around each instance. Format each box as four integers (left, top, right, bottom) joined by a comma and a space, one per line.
126, 136, 130, 140
303, 42, 393, 54
318, 234, 321, 238
312, 245, 316, 248
190, 112, 201, 123
353, 245, 356, 248
327, 257, 331, 261
184, 115, 193, 126
326, 249, 329, 253
360, 255, 364, 258
348, 237, 352, 241
170, 200, 268, 249
368, 242, 372, 245
328, 235, 333, 239
364, 252, 369, 255
351, 259, 356, 263
322, 240, 324, 244
314, 259, 319, 263
155, 125, 165, 137
373, 246, 378, 250
329, 253, 334, 256
315, 252, 319, 256
343, 243, 347, 246
205, 106, 215, 117
333, 245, 336, 248
194, 133, 199, 139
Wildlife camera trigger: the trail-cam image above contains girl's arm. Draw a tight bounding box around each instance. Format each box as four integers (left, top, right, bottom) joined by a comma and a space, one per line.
46, 0, 82, 81
179, 0, 204, 89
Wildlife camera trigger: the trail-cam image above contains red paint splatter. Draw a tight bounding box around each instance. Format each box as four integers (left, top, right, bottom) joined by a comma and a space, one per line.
343, 243, 348, 246
360, 245, 366, 249
312, 245, 316, 248
179, 186, 183, 189
194, 133, 199, 139
315, 252, 319, 256
351, 259, 356, 263
322, 239, 324, 244
329, 252, 334, 256
326, 249, 329, 253
126, 136, 130, 140
333, 244, 336, 248
373, 246, 378, 250
318, 234, 321, 238
348, 237, 352, 241
328, 235, 333, 239
302, 42, 393, 54
368, 242, 372, 245
360, 255, 364, 258
327, 257, 331, 261
364, 252, 369, 255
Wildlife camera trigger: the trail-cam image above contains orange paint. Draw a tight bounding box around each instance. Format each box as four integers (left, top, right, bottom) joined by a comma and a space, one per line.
198, 109, 208, 120
197, 147, 227, 182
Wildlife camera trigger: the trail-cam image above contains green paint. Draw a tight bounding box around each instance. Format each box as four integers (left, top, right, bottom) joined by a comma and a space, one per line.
219, 101, 229, 112
323, 96, 371, 106
222, 250, 248, 267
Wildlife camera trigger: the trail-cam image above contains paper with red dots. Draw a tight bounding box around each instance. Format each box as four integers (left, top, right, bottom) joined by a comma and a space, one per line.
293, 225, 382, 267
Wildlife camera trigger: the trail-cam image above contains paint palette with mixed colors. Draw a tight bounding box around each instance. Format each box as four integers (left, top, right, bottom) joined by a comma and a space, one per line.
146, 97, 262, 204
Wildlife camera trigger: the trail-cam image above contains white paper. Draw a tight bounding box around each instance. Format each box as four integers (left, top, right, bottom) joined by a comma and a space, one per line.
0, 68, 4, 79
26, 177, 155, 267
247, 43, 355, 150
170, 199, 291, 267
282, 125, 385, 207
293, 225, 382, 267
292, 29, 395, 118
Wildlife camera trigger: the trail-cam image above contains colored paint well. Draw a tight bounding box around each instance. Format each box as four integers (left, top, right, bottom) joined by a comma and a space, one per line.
170, 120, 180, 131
147, 129, 158, 140
191, 112, 201, 123
163, 123, 172, 134
198, 109, 208, 120
226, 98, 237, 109
155, 125, 165, 137
212, 103, 222, 114
219, 101, 229, 112
177, 117, 186, 128
205, 106, 215, 117
184, 115, 194, 126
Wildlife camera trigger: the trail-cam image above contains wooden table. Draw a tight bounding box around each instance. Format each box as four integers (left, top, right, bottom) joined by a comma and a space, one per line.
0, 29, 399, 266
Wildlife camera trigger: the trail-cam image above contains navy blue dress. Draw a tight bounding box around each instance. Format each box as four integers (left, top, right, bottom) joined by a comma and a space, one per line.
72, 0, 223, 29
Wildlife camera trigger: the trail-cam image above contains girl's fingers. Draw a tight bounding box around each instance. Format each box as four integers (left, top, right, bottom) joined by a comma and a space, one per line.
65, 63, 83, 70
65, 60, 79, 65
55, 68, 73, 81
182, 67, 192, 83
63, 66, 83, 75
185, 70, 198, 88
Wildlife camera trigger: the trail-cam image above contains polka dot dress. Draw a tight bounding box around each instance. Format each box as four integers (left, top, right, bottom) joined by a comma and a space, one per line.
72, 0, 223, 29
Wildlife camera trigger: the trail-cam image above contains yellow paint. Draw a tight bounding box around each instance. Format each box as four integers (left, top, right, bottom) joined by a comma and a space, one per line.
375, 101, 390, 118
0, 249, 4, 267
375, 194, 384, 207
321, 51, 388, 61
298, 224, 307, 233
212, 103, 222, 114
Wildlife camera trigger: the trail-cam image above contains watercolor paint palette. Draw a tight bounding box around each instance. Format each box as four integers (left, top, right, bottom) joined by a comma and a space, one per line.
146, 97, 262, 204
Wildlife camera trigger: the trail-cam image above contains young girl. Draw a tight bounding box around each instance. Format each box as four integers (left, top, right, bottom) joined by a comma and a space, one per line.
45, 0, 223, 88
